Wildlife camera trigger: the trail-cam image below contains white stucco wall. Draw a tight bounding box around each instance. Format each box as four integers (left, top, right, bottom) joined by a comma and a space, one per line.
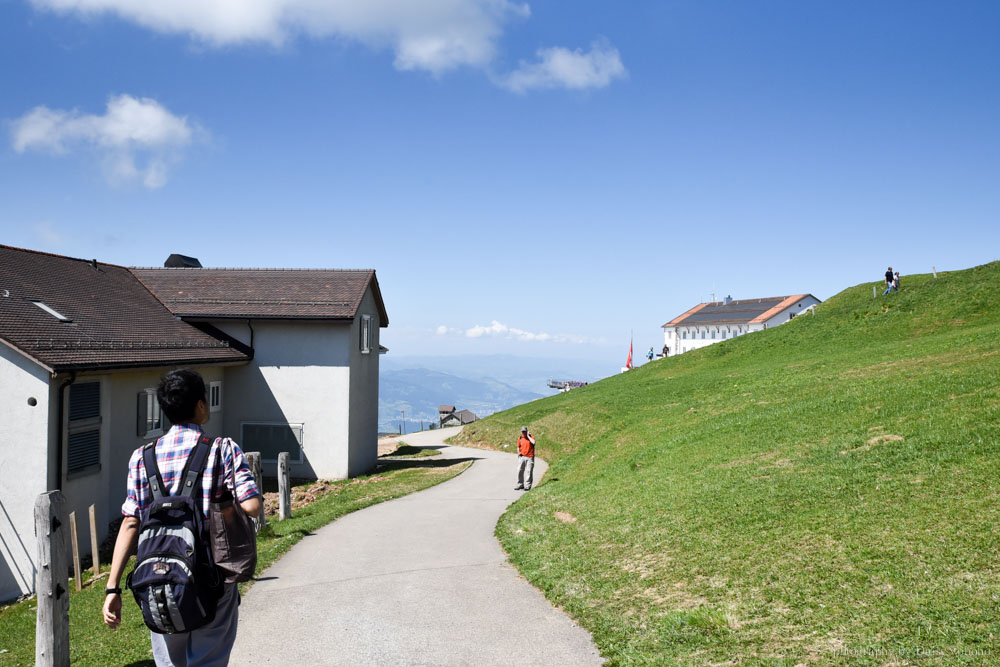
763, 295, 821, 328
347, 288, 381, 477
0, 345, 51, 601
213, 320, 352, 479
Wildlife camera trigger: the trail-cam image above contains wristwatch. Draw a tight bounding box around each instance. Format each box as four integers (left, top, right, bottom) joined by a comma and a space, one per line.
105, 587, 122, 595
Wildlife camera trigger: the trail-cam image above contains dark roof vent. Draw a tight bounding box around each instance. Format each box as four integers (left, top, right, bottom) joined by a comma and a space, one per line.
164, 254, 203, 268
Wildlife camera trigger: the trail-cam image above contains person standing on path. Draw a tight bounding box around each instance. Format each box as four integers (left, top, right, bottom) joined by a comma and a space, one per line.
514, 426, 536, 491
646, 347, 654, 362
102, 369, 263, 667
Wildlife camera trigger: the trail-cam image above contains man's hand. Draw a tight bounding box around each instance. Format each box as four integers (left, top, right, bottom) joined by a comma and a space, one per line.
103, 592, 122, 629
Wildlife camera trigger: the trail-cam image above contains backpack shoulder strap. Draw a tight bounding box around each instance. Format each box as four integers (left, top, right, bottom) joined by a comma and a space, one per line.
177, 435, 213, 500
142, 441, 167, 501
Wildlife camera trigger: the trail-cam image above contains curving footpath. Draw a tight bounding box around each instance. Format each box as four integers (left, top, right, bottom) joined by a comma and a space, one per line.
230, 426, 603, 666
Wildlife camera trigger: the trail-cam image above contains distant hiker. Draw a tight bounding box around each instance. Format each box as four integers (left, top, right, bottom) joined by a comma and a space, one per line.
893, 271, 900, 292
883, 266, 895, 295
514, 426, 536, 491
662, 344, 669, 357
646, 347, 654, 362
103, 369, 262, 666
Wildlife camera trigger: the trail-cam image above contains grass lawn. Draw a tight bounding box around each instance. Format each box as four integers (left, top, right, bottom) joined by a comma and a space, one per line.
0, 457, 471, 666
380, 442, 441, 459
458, 262, 1000, 665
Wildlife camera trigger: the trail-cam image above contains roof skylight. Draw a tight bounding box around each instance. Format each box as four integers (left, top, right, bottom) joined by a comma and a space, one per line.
32, 301, 72, 323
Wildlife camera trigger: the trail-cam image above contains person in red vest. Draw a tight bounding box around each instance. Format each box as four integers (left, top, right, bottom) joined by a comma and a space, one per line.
514, 426, 536, 491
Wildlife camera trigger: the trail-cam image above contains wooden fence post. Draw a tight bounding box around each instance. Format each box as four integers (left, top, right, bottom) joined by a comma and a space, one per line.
278, 452, 291, 520
245, 452, 266, 531
35, 491, 70, 667
68, 512, 82, 592
88, 505, 100, 577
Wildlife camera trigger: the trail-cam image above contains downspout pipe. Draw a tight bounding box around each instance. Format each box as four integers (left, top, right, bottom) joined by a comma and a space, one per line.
55, 372, 76, 491
247, 319, 254, 349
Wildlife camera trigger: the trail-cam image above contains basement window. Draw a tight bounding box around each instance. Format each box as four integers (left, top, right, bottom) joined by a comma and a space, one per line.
241, 422, 303, 463
32, 301, 72, 322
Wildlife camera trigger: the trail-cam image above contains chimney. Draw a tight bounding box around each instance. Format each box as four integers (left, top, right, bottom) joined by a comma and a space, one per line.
164, 254, 203, 268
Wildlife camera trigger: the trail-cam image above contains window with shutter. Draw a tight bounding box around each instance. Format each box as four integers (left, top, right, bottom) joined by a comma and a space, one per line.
136, 389, 164, 438
360, 314, 372, 354
68, 382, 102, 474
209, 381, 223, 412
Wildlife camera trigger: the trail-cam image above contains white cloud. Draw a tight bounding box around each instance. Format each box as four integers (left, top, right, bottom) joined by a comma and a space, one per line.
34, 221, 67, 246
501, 40, 626, 93
437, 320, 599, 344
10, 94, 199, 188
29, 1, 625, 91
30, 0, 531, 75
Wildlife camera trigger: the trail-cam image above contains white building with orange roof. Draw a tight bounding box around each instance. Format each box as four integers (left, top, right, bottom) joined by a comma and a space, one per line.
662, 294, 820, 356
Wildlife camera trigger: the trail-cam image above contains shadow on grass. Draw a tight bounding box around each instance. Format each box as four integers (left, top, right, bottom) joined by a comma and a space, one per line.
373, 456, 480, 472
124, 661, 155, 667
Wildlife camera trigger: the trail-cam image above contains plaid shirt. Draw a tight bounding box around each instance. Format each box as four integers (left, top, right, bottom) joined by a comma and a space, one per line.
122, 423, 260, 519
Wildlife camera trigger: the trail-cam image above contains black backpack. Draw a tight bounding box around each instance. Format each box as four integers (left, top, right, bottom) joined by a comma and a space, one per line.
127, 436, 222, 634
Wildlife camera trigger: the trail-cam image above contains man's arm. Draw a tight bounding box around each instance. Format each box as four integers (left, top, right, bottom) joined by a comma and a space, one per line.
102, 516, 139, 629
240, 496, 263, 518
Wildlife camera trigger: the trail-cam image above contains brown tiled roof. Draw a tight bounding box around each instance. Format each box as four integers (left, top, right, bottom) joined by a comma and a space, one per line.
0, 245, 250, 372
748, 295, 811, 324
663, 295, 818, 327
132, 267, 388, 325
439, 405, 455, 413
455, 409, 478, 424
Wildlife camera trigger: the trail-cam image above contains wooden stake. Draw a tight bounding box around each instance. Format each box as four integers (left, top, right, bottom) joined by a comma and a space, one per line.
68, 511, 82, 592
88, 504, 100, 577
278, 452, 291, 521
35, 491, 70, 667
933, 265, 937, 278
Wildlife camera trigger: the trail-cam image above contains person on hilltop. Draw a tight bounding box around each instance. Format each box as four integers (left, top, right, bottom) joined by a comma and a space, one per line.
102, 369, 262, 666
893, 271, 901, 292
514, 426, 536, 491
646, 347, 654, 362
662, 344, 669, 358
883, 266, 895, 295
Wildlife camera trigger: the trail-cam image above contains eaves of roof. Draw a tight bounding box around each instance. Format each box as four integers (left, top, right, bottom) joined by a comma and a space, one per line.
748, 294, 811, 324
662, 302, 709, 328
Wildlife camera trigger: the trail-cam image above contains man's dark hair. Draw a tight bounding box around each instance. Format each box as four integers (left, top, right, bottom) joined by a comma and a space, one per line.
157, 369, 206, 424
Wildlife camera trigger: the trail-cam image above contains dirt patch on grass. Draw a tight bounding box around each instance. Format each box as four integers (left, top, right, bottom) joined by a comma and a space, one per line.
840, 433, 903, 455
637, 584, 707, 610
262, 476, 388, 516
554, 511, 578, 523
715, 450, 783, 469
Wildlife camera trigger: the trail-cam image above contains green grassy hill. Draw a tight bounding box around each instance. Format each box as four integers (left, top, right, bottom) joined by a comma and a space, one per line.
457, 263, 1000, 665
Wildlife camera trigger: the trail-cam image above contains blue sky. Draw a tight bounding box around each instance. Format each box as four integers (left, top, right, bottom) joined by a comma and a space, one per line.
2, 1, 998, 364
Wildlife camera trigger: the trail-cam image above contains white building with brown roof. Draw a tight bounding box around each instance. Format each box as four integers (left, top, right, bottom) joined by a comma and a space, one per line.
662, 294, 820, 356
0, 245, 387, 601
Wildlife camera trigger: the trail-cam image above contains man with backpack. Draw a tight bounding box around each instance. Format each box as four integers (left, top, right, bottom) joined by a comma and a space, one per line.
102, 369, 262, 666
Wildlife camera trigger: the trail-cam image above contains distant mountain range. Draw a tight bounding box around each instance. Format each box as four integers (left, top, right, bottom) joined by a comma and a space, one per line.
378, 367, 543, 433
377, 354, 617, 433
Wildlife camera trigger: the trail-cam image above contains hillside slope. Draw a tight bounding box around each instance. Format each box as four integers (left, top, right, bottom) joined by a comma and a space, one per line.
458, 263, 1000, 664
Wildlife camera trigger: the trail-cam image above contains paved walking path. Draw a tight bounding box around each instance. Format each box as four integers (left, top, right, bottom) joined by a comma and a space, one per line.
231, 427, 603, 666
